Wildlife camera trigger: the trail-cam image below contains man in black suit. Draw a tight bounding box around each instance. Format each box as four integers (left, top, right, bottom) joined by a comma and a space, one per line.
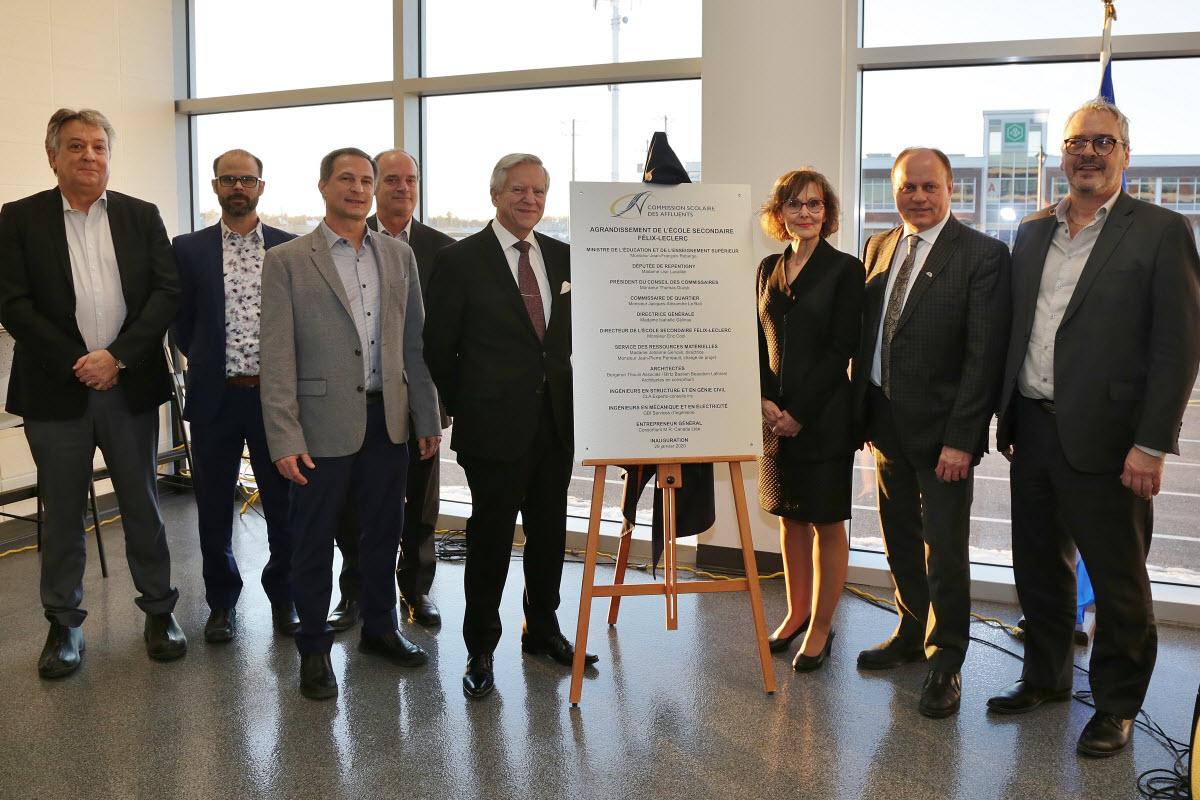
329, 148, 453, 631
851, 147, 1010, 718
173, 149, 298, 643
425, 152, 594, 700
0, 108, 186, 677
986, 99, 1200, 757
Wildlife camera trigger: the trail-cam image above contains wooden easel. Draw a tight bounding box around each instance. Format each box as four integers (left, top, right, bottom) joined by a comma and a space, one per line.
569, 455, 776, 705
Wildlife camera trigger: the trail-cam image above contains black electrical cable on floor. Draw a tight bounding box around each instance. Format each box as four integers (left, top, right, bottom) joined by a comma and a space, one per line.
844, 584, 1192, 799
423, 530, 1192, 796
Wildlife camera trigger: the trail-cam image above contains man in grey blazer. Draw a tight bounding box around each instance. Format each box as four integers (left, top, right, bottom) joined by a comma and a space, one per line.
259, 147, 442, 700
329, 148, 455, 632
851, 147, 1010, 719
987, 99, 1200, 757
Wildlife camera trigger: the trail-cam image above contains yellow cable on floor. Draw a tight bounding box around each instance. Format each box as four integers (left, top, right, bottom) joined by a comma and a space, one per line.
0, 512, 121, 559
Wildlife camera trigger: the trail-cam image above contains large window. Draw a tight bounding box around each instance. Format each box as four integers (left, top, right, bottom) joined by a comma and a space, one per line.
191, 0, 393, 97
423, 0, 701, 77
180, 0, 700, 528
850, 7, 1200, 586
861, 0, 1200, 48
422, 80, 701, 240
192, 102, 395, 234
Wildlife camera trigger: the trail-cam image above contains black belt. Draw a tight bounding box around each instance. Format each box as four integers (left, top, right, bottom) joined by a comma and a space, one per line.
1020, 395, 1055, 414
226, 375, 260, 388
365, 391, 383, 405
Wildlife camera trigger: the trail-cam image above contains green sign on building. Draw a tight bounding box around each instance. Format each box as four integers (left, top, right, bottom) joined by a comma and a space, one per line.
1004, 121, 1027, 146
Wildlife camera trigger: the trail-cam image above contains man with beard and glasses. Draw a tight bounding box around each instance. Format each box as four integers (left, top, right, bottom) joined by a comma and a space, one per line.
988, 98, 1200, 757
173, 149, 300, 643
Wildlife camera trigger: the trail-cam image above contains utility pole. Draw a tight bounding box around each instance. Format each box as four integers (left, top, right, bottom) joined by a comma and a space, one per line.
602, 0, 627, 181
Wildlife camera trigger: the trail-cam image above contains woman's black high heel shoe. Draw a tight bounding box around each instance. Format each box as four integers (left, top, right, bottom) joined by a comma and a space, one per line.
767, 617, 810, 653
792, 630, 835, 672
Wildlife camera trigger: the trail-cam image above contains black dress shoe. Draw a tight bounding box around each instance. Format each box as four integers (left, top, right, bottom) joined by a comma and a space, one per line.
463, 653, 495, 699
203, 608, 236, 643
400, 594, 442, 627
327, 596, 360, 632
521, 632, 599, 666
300, 652, 338, 700
358, 630, 428, 667
986, 679, 1072, 715
144, 612, 187, 661
38, 622, 84, 679
767, 616, 810, 653
1076, 711, 1134, 757
919, 669, 962, 718
857, 635, 925, 670
272, 603, 300, 636
792, 630, 835, 672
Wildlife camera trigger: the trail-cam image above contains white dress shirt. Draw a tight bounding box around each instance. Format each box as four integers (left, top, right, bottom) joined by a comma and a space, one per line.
62, 191, 126, 351
378, 217, 413, 240
870, 211, 951, 386
491, 219, 551, 327
1017, 190, 1121, 401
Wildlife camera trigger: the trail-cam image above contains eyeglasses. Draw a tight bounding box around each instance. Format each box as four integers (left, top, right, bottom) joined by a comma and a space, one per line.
783, 198, 825, 213
1063, 136, 1125, 156
215, 175, 262, 188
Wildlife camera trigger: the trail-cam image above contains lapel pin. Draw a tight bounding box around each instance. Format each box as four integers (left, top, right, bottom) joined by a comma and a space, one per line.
925, 271, 933, 277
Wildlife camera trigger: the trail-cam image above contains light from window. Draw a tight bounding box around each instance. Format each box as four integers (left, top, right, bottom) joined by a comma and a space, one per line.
192, 0, 392, 97
861, 0, 1200, 48
423, 0, 701, 77
193, 101, 394, 233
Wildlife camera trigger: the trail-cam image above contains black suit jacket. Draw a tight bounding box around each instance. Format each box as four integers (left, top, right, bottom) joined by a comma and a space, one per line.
851, 215, 1011, 467
0, 188, 179, 420
171, 221, 295, 424
757, 237, 865, 460
366, 215, 455, 298
996, 193, 1200, 472
424, 223, 571, 460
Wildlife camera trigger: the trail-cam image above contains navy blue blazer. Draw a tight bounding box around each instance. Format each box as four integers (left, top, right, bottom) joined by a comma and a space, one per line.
172, 221, 295, 424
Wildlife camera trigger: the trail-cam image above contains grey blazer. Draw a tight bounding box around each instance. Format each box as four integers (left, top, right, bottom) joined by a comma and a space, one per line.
259, 226, 440, 462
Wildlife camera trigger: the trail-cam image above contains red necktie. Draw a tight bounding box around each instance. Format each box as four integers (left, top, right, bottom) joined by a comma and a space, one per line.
513, 240, 546, 341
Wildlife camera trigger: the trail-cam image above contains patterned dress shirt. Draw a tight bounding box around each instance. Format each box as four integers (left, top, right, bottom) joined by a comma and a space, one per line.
221, 220, 266, 377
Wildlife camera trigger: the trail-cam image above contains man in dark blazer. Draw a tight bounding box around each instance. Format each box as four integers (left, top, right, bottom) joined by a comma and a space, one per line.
851, 147, 1010, 718
986, 100, 1200, 757
260, 148, 441, 700
173, 149, 298, 644
0, 108, 186, 678
425, 152, 594, 700
329, 148, 453, 631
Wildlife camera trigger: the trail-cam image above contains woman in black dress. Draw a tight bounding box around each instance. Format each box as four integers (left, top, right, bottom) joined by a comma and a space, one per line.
756, 168, 864, 671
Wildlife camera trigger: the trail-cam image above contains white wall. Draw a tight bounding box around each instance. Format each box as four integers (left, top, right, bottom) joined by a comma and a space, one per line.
699, 0, 850, 554
0, 0, 180, 522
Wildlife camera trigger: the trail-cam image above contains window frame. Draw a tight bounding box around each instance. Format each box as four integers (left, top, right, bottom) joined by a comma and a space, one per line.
176, 0, 700, 230
841, 0, 1200, 587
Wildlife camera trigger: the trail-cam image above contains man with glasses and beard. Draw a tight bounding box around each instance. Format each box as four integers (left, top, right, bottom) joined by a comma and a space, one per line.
173, 149, 300, 643
988, 99, 1200, 757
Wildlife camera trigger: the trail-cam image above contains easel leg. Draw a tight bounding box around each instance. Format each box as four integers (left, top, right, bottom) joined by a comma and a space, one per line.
607, 520, 632, 626
570, 464, 607, 706
663, 485, 678, 630
729, 462, 775, 694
